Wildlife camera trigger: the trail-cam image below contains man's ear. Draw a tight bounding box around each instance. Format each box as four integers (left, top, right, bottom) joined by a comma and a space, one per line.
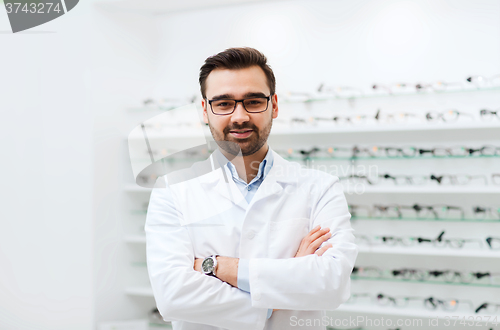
271, 94, 279, 119
202, 98, 209, 124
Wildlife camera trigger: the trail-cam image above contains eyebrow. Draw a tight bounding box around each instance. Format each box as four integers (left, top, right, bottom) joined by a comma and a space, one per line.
210, 92, 268, 100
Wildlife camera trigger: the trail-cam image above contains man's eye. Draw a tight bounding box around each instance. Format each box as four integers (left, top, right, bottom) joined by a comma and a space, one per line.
214, 101, 232, 107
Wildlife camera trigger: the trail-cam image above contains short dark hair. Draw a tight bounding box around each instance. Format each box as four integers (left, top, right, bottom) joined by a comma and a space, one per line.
199, 47, 276, 99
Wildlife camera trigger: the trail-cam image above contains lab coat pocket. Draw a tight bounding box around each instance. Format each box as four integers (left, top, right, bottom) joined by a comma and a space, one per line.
268, 218, 310, 258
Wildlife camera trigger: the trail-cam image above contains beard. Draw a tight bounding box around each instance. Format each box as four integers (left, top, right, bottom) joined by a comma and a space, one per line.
207, 117, 273, 156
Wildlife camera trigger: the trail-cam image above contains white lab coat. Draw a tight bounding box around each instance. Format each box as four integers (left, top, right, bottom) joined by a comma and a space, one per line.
145, 149, 358, 330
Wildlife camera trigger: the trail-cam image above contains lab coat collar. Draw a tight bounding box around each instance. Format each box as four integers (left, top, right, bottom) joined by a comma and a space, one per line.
198, 148, 299, 205
199, 148, 298, 184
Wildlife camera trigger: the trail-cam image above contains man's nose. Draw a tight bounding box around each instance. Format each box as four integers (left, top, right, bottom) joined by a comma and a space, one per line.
230, 102, 250, 124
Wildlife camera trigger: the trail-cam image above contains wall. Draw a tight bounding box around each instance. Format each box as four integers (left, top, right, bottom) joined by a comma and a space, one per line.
0, 0, 159, 328
153, 0, 500, 100
0, 2, 94, 329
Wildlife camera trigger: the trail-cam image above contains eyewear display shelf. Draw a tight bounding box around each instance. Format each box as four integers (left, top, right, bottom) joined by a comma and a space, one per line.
124, 87, 500, 330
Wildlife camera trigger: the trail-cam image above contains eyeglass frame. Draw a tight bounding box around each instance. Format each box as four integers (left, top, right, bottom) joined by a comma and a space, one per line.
205, 95, 273, 115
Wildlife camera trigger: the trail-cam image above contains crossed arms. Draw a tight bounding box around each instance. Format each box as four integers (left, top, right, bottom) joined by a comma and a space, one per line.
145, 178, 358, 330
193, 225, 334, 285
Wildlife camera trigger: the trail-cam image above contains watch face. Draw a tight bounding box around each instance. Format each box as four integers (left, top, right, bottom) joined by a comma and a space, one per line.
202, 258, 214, 273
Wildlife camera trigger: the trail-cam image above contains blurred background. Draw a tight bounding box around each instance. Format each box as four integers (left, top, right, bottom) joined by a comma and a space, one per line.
1, 0, 499, 329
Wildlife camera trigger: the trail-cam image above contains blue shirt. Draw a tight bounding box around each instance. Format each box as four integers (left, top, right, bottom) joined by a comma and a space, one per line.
220, 148, 274, 319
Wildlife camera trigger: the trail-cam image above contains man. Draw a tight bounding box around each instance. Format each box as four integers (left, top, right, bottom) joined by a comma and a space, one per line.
145, 47, 357, 330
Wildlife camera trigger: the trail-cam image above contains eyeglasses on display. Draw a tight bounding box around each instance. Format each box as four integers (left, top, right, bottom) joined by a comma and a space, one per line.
349, 203, 499, 221
377, 293, 422, 307
475, 302, 500, 314
424, 296, 467, 311
352, 266, 500, 285
486, 237, 500, 250
358, 231, 490, 250
425, 110, 474, 122
480, 109, 500, 121
348, 293, 473, 312
430, 174, 488, 185
277, 144, 500, 161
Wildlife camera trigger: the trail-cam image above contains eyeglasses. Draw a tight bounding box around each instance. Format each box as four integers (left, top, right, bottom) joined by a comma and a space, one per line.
351, 203, 500, 221
486, 237, 500, 249
351, 266, 384, 278
424, 297, 467, 311
430, 174, 488, 185
473, 206, 500, 220
399, 204, 465, 219
425, 110, 474, 122
363, 231, 483, 249
372, 81, 465, 94
317, 83, 364, 97
480, 109, 500, 121
419, 231, 483, 249
376, 293, 421, 307
379, 173, 428, 185
206, 95, 271, 115
345, 293, 372, 304
354, 265, 500, 284
391, 268, 428, 281
374, 109, 418, 123
313, 115, 367, 124
475, 302, 500, 314
467, 74, 500, 87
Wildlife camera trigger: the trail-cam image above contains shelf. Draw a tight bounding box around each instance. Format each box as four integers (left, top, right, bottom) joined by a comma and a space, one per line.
125, 287, 154, 297
130, 154, 500, 163
281, 85, 500, 103
351, 217, 500, 223
125, 184, 500, 194
357, 245, 500, 258
283, 154, 500, 162
126, 122, 500, 140
124, 235, 146, 244
348, 186, 500, 194
330, 304, 500, 322
270, 121, 500, 135
351, 276, 500, 288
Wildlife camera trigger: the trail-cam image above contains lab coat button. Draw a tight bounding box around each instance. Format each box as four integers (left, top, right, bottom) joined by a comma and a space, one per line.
246, 230, 256, 239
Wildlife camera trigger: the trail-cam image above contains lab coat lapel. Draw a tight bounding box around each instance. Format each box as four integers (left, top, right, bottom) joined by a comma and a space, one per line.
199, 153, 247, 207
248, 150, 296, 207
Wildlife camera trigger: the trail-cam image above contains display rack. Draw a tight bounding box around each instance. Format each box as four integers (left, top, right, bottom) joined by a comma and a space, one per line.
123, 85, 500, 329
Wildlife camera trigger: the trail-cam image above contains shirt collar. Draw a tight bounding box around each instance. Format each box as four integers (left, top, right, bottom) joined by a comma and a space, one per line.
221, 148, 274, 185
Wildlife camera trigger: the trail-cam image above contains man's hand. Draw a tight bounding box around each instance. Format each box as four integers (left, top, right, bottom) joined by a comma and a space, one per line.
272, 226, 333, 313
195, 226, 333, 314
294, 225, 332, 258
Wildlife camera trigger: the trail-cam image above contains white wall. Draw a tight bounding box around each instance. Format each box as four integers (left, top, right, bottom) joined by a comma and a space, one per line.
153, 0, 500, 100
0, 2, 94, 329
0, 1, 159, 329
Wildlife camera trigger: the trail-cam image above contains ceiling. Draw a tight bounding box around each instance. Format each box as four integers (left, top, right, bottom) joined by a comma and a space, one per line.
96, 0, 285, 15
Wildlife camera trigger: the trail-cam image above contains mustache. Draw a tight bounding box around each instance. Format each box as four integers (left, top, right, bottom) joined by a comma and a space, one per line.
223, 123, 258, 135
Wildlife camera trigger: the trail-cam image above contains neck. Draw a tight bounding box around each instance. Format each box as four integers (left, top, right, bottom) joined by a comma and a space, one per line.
221, 144, 269, 184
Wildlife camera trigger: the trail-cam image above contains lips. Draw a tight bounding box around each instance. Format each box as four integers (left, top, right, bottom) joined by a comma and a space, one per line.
229, 129, 253, 139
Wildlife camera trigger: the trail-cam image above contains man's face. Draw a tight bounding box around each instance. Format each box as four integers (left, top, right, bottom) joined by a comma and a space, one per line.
202, 66, 278, 156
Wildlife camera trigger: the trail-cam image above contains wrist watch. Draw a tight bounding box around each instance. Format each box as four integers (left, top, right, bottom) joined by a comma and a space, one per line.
201, 255, 219, 277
